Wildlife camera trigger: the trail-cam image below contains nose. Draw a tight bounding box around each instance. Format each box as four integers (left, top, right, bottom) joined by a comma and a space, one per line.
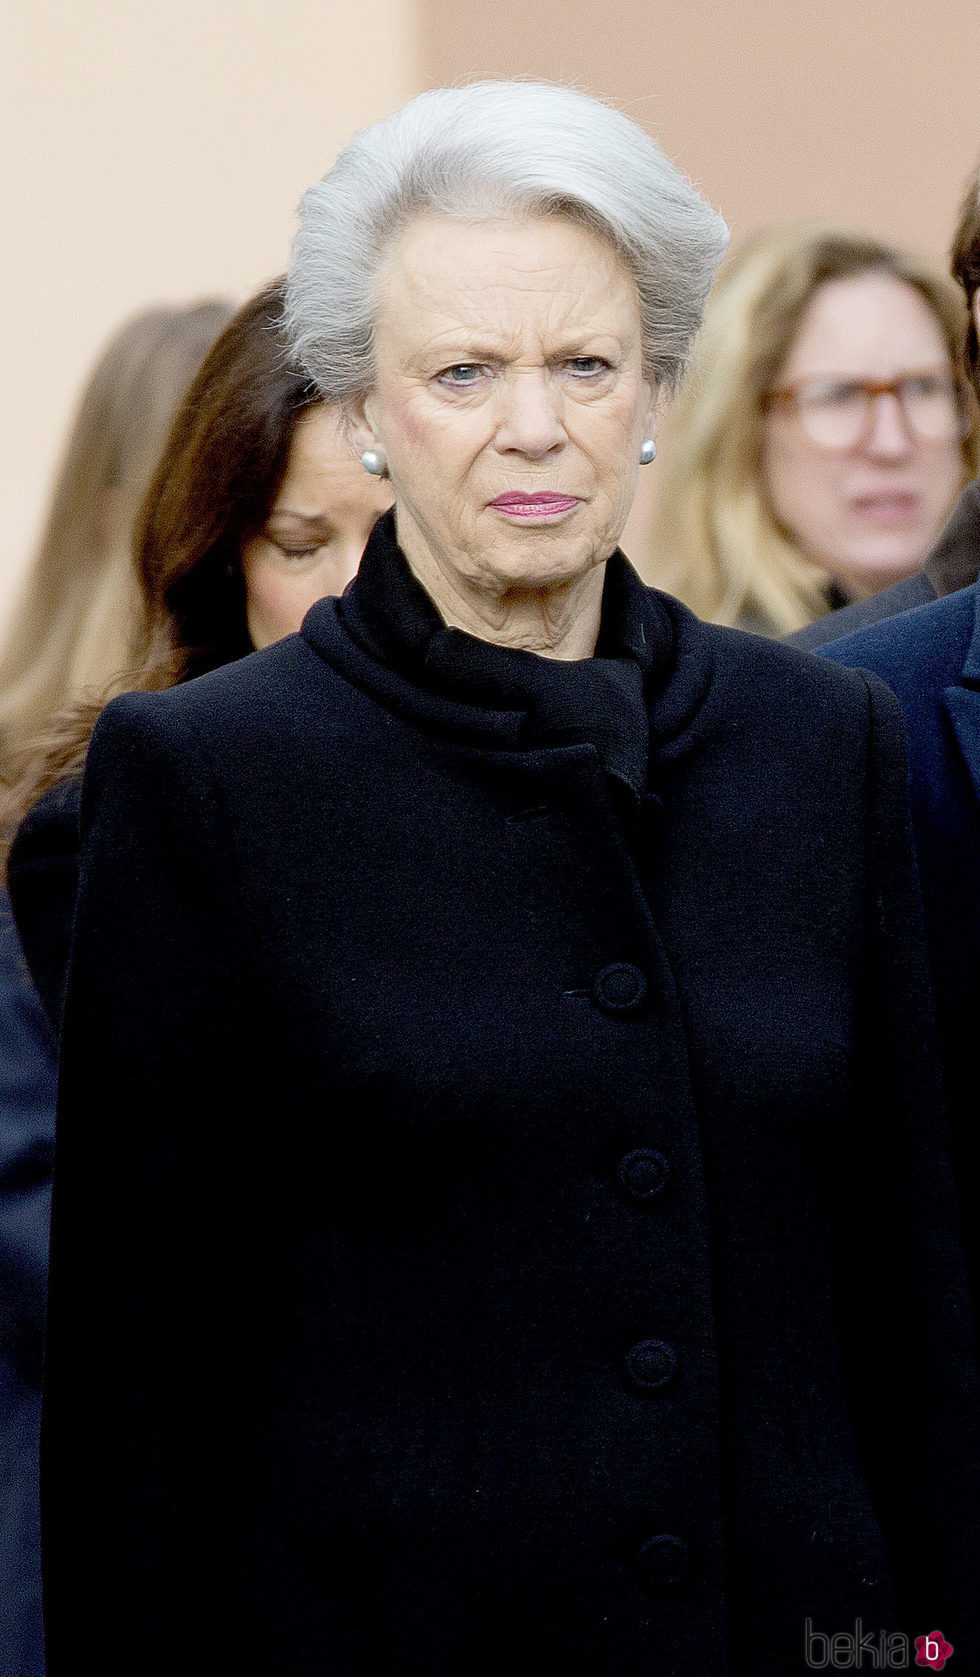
493, 370, 566, 459
863, 390, 915, 459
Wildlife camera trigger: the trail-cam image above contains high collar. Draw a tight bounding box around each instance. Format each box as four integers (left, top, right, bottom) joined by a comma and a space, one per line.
923, 479, 980, 598
319, 511, 672, 796
302, 511, 711, 789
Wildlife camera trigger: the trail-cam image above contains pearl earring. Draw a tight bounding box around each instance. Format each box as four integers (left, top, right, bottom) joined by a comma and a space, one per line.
360, 447, 387, 477
639, 439, 657, 465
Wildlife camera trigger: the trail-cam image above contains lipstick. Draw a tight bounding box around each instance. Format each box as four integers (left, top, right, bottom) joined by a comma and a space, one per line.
489, 492, 581, 519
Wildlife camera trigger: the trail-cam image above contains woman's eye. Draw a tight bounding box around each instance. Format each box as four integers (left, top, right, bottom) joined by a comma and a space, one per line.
807, 381, 862, 409
272, 542, 324, 562
437, 364, 488, 388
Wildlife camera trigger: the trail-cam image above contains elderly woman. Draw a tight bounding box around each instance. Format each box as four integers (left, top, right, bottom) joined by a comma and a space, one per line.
43, 84, 979, 1676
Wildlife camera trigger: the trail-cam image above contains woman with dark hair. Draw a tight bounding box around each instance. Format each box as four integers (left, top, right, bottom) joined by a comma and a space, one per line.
5, 277, 392, 1026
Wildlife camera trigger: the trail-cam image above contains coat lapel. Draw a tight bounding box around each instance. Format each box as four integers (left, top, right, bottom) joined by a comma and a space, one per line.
942, 583, 980, 805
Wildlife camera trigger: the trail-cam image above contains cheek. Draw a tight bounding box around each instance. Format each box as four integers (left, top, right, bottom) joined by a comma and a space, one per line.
762, 434, 840, 539
242, 557, 322, 645
248, 572, 306, 639
921, 443, 966, 506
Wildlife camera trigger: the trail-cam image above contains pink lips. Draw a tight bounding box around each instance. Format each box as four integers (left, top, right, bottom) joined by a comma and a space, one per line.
850, 491, 919, 527
489, 492, 581, 519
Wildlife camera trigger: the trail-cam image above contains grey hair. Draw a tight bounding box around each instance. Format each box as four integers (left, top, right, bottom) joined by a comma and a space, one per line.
283, 80, 729, 401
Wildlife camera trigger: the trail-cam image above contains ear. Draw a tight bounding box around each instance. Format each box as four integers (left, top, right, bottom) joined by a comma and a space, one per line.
348, 390, 383, 455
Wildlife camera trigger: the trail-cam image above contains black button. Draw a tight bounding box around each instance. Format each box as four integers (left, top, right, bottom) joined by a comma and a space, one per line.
635, 1534, 688, 1586
592, 962, 647, 1016
625, 1339, 677, 1393
617, 1148, 669, 1203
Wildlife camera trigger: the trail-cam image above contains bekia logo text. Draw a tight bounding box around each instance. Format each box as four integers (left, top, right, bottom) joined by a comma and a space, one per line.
805, 1619, 954, 1669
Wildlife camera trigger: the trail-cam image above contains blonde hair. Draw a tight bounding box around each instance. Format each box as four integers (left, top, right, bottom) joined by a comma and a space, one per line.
0, 300, 232, 779
647, 222, 980, 636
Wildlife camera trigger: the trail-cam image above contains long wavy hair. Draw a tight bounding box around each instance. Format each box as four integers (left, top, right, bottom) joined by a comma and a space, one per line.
0, 300, 233, 780
645, 223, 980, 637
1, 278, 319, 852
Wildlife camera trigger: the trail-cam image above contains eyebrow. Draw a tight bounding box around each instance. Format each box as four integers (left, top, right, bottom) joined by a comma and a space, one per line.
265, 510, 333, 526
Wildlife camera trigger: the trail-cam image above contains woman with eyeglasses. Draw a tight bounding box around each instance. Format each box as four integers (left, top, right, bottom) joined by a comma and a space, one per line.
643, 222, 979, 636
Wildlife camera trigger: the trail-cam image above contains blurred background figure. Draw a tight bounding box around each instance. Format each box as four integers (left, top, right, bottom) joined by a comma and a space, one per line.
817, 159, 980, 1304
646, 223, 978, 636
0, 297, 231, 1677
0, 302, 234, 783
6, 276, 394, 1032
795, 165, 980, 648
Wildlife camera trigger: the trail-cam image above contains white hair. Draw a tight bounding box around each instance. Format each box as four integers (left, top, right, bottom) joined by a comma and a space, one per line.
284, 80, 729, 400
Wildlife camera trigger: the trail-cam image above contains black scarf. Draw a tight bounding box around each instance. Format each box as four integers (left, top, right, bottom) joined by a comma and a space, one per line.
338, 511, 669, 799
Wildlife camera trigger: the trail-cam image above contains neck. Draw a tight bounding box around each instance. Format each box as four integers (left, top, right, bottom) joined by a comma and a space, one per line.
396, 516, 605, 662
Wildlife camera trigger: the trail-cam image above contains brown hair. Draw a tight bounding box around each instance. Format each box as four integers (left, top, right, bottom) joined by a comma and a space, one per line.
950, 163, 980, 396
2, 278, 319, 851
0, 300, 233, 780
645, 222, 979, 636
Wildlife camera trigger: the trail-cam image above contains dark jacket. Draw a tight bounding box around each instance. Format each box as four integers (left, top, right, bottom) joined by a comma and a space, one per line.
40, 519, 980, 1676
788, 477, 980, 650
0, 899, 56, 1677
8, 776, 83, 1035
821, 578, 980, 1305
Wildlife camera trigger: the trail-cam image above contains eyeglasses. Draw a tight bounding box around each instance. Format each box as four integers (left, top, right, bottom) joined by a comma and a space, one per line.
762, 367, 969, 452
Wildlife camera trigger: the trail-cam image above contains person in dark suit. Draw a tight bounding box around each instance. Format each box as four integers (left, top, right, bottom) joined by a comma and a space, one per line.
820, 580, 980, 1310
792, 160, 980, 650
40, 82, 980, 1676
0, 908, 55, 1677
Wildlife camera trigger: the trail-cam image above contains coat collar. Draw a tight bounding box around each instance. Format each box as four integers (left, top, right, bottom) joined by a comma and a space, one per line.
942, 580, 980, 805
301, 511, 713, 783
923, 478, 980, 597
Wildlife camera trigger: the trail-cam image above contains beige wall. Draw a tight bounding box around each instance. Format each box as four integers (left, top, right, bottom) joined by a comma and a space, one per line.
0, 0, 422, 632
5, 0, 979, 629
421, 0, 980, 256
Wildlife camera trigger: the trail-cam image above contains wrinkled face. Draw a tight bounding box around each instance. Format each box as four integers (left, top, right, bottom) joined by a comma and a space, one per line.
761, 272, 965, 599
241, 404, 393, 648
354, 214, 657, 601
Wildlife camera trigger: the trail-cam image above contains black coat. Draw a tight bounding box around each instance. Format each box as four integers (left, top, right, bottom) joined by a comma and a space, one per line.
822, 575, 980, 1305
0, 900, 55, 1677
8, 777, 82, 1034
787, 478, 980, 651
41, 522, 980, 1676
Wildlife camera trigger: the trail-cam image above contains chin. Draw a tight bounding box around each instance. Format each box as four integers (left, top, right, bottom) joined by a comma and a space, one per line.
829, 548, 926, 597
479, 535, 607, 592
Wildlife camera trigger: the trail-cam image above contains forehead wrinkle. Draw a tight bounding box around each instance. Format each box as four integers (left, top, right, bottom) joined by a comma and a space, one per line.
386, 283, 638, 368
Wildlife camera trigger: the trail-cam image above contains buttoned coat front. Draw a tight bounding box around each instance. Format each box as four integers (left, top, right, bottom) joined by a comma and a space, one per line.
42, 546, 980, 1676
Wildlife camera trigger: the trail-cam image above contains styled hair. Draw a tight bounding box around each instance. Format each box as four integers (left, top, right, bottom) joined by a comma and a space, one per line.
133, 277, 319, 683
645, 222, 980, 637
0, 300, 232, 779
950, 161, 980, 395
284, 80, 729, 400
2, 279, 319, 849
